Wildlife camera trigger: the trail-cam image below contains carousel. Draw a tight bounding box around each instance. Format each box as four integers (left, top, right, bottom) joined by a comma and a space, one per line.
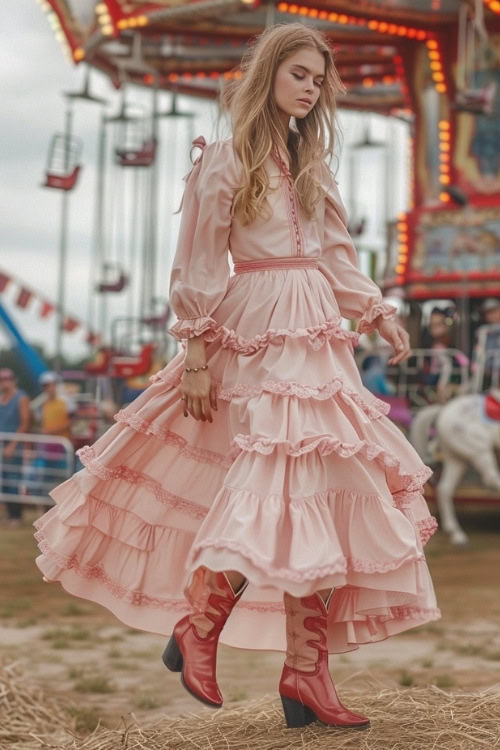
34, 0, 500, 538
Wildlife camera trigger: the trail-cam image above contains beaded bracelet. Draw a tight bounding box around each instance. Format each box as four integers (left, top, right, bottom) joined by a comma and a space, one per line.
185, 364, 208, 373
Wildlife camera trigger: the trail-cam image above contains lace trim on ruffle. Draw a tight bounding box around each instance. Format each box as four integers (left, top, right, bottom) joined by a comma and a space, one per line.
76, 446, 209, 520
228, 435, 433, 493
167, 316, 218, 341
149, 369, 390, 421
416, 516, 439, 544
34, 522, 286, 615
113, 410, 232, 470
203, 315, 360, 354
357, 302, 398, 335
35, 523, 440, 621
189, 537, 426, 581
379, 605, 441, 622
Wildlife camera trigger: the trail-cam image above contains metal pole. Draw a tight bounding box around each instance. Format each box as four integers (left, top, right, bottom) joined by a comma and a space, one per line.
148, 84, 160, 316
54, 101, 73, 372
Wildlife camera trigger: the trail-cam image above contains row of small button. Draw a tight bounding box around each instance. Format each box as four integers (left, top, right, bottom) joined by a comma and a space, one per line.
272, 148, 303, 257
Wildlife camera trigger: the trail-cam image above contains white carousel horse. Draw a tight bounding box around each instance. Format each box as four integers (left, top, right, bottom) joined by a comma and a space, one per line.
410, 389, 500, 545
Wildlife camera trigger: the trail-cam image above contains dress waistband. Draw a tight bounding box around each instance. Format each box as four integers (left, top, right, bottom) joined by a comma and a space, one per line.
233, 256, 319, 274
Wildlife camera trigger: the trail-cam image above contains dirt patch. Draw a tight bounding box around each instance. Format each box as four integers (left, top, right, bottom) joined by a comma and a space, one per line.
1, 507, 499, 732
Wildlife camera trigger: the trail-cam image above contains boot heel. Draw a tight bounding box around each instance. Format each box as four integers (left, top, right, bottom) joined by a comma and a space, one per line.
162, 635, 183, 672
280, 695, 316, 728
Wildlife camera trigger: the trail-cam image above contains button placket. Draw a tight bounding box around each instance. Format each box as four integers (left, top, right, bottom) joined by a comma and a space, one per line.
272, 148, 303, 257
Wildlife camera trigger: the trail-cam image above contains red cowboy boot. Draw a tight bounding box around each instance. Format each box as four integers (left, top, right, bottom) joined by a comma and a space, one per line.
163, 571, 247, 707
279, 590, 370, 729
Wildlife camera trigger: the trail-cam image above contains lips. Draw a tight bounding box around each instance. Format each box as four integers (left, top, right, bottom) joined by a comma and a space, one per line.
297, 98, 312, 106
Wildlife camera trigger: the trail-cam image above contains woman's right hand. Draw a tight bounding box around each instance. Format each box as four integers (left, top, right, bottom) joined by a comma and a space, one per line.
180, 368, 218, 423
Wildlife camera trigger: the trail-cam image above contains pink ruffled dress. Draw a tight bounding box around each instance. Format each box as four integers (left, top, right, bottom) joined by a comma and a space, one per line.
34, 136, 441, 654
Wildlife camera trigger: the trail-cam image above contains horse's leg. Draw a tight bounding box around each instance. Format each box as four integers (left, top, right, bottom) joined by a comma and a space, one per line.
436, 452, 469, 545
469, 443, 500, 491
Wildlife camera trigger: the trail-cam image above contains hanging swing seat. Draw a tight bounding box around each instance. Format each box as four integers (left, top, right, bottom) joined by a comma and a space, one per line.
85, 347, 114, 375
115, 137, 157, 167
96, 264, 129, 293
453, 81, 497, 115
110, 342, 156, 378
43, 134, 83, 191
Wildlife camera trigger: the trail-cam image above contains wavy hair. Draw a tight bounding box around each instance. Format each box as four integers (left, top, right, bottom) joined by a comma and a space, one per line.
217, 22, 346, 226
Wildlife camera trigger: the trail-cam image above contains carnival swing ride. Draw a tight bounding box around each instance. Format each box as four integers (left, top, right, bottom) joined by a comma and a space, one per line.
16, 0, 500, 524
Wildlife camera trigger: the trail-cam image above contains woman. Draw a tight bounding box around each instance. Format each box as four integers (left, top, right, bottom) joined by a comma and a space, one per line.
34, 23, 440, 730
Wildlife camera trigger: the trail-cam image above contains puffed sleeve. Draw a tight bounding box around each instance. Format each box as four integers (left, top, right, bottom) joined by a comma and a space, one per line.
317, 167, 397, 334
167, 137, 237, 341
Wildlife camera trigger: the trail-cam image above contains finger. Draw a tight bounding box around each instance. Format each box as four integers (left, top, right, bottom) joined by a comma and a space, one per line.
186, 395, 193, 418
192, 398, 205, 421
210, 384, 218, 411
202, 397, 213, 423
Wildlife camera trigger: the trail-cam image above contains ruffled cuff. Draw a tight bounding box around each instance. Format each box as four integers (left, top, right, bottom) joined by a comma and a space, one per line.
357, 301, 398, 335
167, 316, 218, 341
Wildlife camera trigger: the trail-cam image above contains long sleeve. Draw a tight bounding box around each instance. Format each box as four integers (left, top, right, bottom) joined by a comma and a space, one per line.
167, 138, 237, 341
317, 168, 397, 335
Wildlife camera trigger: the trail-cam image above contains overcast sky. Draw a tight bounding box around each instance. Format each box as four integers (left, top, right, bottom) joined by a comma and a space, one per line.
1, 2, 409, 364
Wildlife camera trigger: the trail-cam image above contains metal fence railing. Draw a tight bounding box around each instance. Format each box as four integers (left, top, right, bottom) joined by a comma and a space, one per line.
0, 432, 75, 506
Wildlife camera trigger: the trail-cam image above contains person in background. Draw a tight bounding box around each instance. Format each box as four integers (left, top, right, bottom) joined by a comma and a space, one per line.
481, 297, 500, 325
0, 368, 31, 527
37, 372, 73, 494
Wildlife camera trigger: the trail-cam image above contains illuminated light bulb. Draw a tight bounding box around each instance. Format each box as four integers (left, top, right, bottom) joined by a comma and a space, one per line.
289, 4, 299, 12
278, 2, 288, 9
439, 120, 450, 129
432, 72, 445, 82
299, 6, 308, 14
309, 8, 318, 17
379, 21, 388, 31
101, 24, 113, 34
397, 26, 408, 36
318, 11, 328, 19
117, 19, 127, 28
396, 264, 406, 273
398, 235, 409, 243
397, 222, 407, 230
363, 78, 374, 87
440, 142, 450, 152
429, 62, 442, 72
398, 244, 409, 252
439, 174, 451, 184
428, 51, 440, 60
328, 12, 338, 21
436, 83, 447, 93
99, 13, 111, 23
137, 15, 148, 26
397, 211, 407, 219
388, 23, 398, 33
96, 3, 107, 13
73, 47, 85, 61
490, 1, 500, 10
439, 131, 450, 141
368, 20, 379, 29
407, 28, 417, 37
440, 192, 451, 202
128, 17, 138, 26
439, 164, 450, 172
338, 14, 349, 23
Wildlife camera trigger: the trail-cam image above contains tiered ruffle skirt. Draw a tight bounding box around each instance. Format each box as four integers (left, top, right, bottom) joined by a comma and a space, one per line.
34, 266, 441, 654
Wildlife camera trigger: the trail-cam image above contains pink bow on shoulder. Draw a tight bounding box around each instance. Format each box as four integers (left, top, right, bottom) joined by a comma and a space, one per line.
175, 135, 207, 214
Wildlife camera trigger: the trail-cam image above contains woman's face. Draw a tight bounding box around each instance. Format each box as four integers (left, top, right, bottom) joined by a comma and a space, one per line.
273, 48, 325, 130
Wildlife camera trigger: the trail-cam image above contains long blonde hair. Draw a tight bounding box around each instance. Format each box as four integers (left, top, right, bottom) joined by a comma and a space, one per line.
218, 22, 345, 226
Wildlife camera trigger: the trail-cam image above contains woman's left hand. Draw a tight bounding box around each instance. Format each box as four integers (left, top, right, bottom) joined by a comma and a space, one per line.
376, 318, 411, 365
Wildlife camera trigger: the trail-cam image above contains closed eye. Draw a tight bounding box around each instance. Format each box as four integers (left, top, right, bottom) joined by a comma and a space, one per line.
292, 73, 322, 87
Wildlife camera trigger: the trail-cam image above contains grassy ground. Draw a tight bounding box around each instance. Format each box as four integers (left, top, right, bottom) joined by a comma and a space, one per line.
1, 505, 499, 733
